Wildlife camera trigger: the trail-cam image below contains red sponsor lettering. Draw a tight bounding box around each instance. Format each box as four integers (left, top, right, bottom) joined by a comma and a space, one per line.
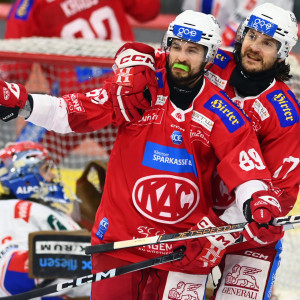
14, 200, 32, 223
64, 94, 85, 113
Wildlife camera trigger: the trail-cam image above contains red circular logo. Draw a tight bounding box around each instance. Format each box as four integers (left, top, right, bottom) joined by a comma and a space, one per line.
132, 175, 200, 224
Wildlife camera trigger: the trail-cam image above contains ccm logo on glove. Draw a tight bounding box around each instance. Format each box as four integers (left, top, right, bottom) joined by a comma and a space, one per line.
252, 196, 281, 210
115, 49, 155, 70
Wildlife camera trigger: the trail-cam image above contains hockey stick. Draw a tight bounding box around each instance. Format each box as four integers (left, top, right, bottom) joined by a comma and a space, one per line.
0, 252, 184, 300
85, 214, 300, 255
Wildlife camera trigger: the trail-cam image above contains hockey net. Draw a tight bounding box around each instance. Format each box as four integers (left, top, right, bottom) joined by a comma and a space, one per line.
0, 37, 299, 299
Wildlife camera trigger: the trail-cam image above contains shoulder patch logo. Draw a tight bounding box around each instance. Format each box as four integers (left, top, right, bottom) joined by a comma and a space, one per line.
214, 49, 232, 69
15, 0, 33, 20
266, 90, 299, 127
204, 95, 245, 133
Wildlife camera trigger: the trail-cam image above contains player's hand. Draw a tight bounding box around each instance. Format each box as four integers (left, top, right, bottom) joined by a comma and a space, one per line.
172, 213, 240, 272
111, 42, 158, 124
0, 81, 28, 121
242, 190, 284, 245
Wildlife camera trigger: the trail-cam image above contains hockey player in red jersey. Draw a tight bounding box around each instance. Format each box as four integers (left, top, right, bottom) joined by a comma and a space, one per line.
0, 141, 91, 298
2, 0, 160, 164
206, 4, 300, 299
5, 0, 160, 41
3, 0, 161, 91
0, 10, 289, 300
101, 4, 300, 299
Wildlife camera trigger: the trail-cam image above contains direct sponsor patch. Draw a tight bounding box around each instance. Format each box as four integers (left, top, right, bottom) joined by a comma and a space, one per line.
192, 111, 214, 131
266, 90, 299, 127
142, 142, 197, 177
64, 94, 85, 113
155, 95, 168, 106
14, 200, 32, 223
134, 108, 164, 126
171, 131, 183, 145
204, 95, 245, 133
213, 49, 232, 69
247, 15, 278, 37
252, 99, 270, 121
95, 217, 109, 240
15, 0, 33, 20
173, 24, 203, 43
29, 231, 91, 278
156, 71, 164, 88
190, 124, 210, 146
205, 71, 227, 90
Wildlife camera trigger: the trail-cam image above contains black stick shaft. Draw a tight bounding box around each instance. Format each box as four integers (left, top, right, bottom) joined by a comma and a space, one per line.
0, 252, 184, 300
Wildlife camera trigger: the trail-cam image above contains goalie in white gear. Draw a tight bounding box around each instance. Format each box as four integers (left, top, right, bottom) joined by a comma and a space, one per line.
0, 141, 91, 298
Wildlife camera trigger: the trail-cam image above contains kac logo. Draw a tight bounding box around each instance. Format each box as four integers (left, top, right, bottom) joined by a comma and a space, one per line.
171, 131, 183, 145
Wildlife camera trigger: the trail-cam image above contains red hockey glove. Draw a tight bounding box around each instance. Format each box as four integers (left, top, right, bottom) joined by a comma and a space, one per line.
242, 222, 283, 245
0, 81, 28, 121
172, 215, 240, 272
242, 190, 284, 245
111, 42, 158, 124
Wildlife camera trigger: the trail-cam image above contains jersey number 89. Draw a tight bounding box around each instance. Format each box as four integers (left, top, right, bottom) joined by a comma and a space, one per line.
239, 149, 266, 171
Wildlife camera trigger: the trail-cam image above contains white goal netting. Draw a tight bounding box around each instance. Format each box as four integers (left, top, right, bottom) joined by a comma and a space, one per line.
0, 37, 299, 299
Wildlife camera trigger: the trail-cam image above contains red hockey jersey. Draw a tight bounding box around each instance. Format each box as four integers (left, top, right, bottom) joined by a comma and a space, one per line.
28, 67, 271, 272
5, 0, 160, 41
206, 48, 300, 215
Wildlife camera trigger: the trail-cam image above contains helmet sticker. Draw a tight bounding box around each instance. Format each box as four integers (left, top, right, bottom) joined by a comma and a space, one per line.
247, 15, 278, 37
173, 25, 203, 43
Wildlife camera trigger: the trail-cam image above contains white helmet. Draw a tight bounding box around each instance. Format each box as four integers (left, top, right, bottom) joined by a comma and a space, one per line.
236, 3, 298, 59
162, 10, 222, 63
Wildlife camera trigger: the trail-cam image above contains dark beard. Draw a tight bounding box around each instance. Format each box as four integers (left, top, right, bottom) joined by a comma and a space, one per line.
229, 59, 277, 97
168, 62, 205, 88
166, 67, 204, 110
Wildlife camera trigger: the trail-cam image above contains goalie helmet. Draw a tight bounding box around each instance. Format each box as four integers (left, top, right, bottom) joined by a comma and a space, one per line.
0, 141, 70, 208
162, 10, 222, 63
235, 3, 298, 59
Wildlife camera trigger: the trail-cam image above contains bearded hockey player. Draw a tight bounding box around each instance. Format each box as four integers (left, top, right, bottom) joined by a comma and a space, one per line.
0, 9, 289, 300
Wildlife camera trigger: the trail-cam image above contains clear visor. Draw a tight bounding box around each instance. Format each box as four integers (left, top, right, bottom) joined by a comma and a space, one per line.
38, 159, 60, 183
243, 28, 280, 58
169, 38, 208, 61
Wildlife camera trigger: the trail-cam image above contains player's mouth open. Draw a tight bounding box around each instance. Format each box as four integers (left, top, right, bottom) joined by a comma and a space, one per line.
246, 53, 261, 62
